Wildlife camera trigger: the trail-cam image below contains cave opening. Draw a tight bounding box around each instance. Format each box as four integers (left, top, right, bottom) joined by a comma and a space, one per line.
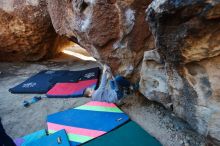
62, 42, 96, 62
55, 37, 97, 62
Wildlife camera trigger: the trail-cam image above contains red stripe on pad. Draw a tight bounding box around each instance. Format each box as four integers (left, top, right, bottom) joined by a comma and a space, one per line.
85, 101, 117, 108
47, 122, 106, 137
47, 79, 98, 95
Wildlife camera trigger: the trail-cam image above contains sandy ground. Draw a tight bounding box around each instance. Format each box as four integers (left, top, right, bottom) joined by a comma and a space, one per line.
0, 56, 206, 146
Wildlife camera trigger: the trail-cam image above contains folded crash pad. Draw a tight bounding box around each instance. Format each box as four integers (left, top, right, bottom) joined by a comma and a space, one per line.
46, 79, 98, 98
9, 68, 100, 94
14, 129, 46, 146
47, 101, 129, 146
82, 121, 162, 146
26, 130, 70, 146
9, 70, 68, 94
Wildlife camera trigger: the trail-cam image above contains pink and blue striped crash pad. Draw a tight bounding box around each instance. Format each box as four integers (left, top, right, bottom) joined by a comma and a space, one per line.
47, 101, 129, 146
46, 79, 98, 98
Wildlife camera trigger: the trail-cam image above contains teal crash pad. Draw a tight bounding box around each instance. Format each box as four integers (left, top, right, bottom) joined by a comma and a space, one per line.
26, 130, 70, 146
82, 121, 162, 146
14, 129, 46, 146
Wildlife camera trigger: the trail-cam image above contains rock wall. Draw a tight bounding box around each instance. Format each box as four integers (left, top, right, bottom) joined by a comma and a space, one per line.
142, 0, 220, 144
46, 0, 154, 77
4, 0, 217, 144
0, 0, 59, 61
139, 49, 171, 108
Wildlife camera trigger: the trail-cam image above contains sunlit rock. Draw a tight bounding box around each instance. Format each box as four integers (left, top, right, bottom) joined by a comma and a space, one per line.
0, 0, 59, 61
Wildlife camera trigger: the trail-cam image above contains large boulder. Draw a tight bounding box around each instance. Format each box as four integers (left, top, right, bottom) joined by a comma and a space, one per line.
46, 0, 154, 77
139, 49, 171, 108
143, 0, 220, 144
47, 0, 220, 144
0, 0, 59, 61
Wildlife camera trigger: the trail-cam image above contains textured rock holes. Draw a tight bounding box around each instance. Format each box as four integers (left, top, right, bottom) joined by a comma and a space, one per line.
73, 0, 89, 13
185, 62, 212, 103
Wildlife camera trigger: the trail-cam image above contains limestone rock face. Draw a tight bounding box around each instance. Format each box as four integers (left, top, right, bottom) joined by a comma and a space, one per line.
147, 0, 220, 65
143, 0, 220, 144
139, 49, 171, 108
46, 0, 154, 77
0, 0, 58, 61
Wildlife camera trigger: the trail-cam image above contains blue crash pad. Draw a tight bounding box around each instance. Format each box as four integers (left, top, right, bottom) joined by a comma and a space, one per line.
14, 129, 47, 146
9, 70, 68, 94
50, 67, 100, 83
26, 130, 70, 146
9, 67, 100, 94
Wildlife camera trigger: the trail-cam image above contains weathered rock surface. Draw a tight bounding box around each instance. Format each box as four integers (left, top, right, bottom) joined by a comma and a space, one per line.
147, 0, 220, 64
143, 0, 220, 144
46, 0, 154, 77
139, 49, 171, 108
0, 0, 59, 61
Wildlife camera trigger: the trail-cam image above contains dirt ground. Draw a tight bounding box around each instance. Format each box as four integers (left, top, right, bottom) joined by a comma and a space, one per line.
0, 56, 206, 146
